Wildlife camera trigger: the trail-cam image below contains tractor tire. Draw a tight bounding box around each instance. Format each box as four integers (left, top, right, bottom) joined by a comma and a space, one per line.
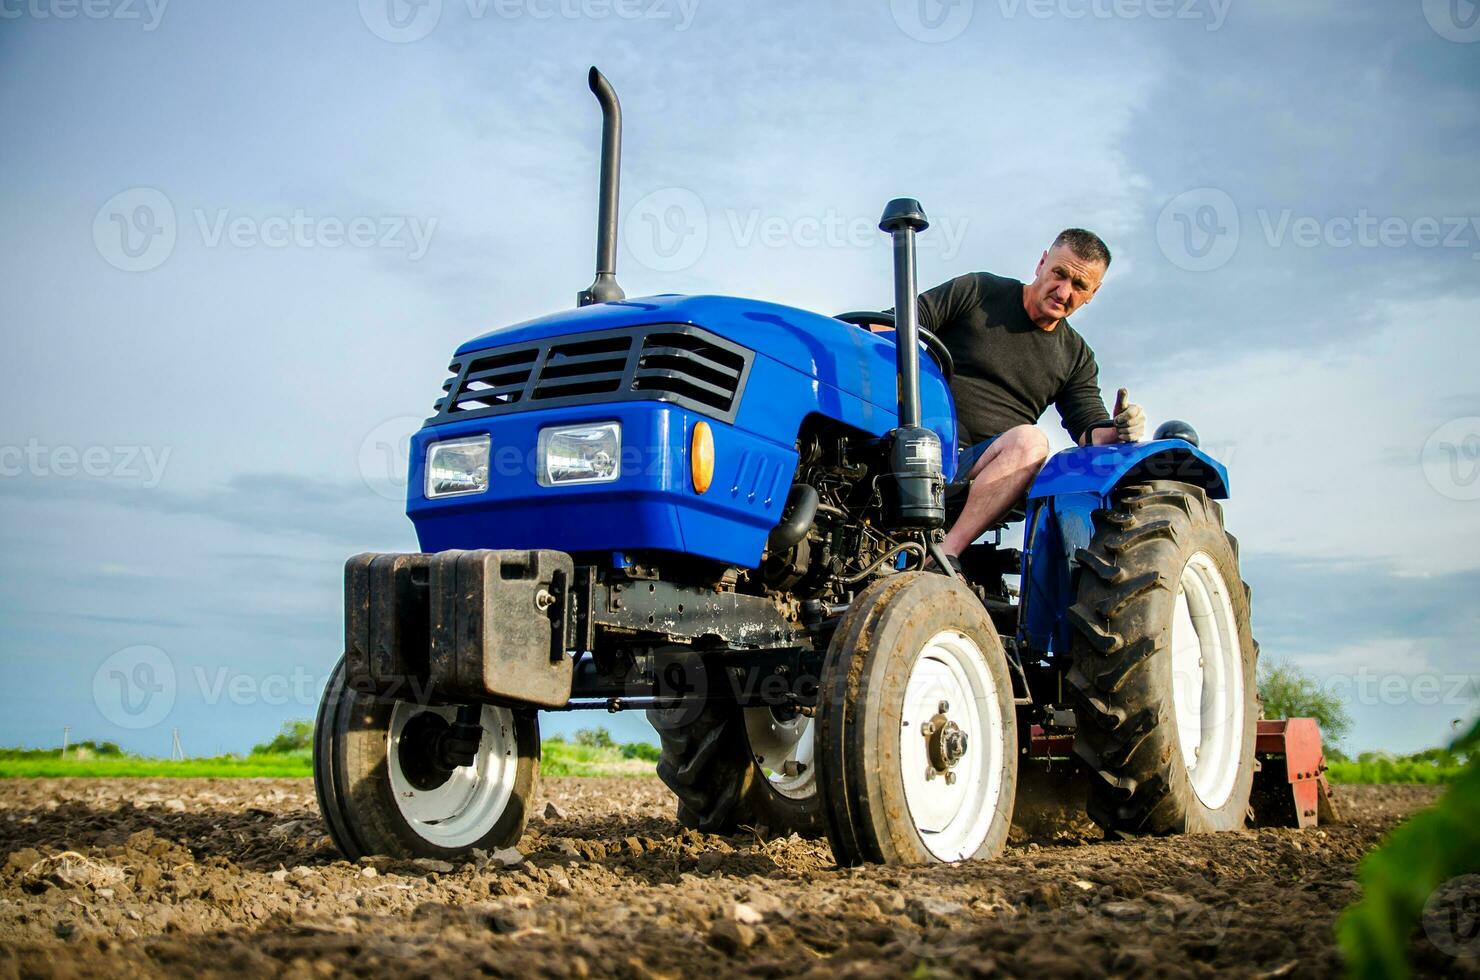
1067, 481, 1260, 837
647, 700, 826, 838
817, 572, 1017, 865
314, 657, 540, 860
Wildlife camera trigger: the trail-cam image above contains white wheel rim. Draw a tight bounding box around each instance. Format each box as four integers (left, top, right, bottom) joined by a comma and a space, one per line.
386, 703, 518, 848
744, 707, 816, 800
898, 629, 1006, 861
1170, 551, 1245, 810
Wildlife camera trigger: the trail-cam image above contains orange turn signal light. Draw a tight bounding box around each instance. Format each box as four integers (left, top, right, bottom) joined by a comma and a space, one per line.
691, 421, 714, 494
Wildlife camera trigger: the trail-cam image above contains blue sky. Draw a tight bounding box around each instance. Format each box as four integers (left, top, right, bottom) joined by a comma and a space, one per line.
1, 0, 1477, 756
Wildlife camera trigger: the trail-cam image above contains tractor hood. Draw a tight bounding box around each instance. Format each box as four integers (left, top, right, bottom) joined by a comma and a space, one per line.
407, 294, 958, 568
453, 293, 919, 418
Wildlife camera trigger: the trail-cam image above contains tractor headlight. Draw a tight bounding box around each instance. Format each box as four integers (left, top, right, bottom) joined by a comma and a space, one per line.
538, 422, 621, 486
425, 435, 491, 498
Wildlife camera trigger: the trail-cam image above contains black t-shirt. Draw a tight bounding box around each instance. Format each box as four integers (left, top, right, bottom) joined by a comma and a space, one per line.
917, 272, 1109, 448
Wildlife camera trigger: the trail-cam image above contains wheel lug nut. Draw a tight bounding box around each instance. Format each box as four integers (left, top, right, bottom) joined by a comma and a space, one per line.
938, 700, 950, 714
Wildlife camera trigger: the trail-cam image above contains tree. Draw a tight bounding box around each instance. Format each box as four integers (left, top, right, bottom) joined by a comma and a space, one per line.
252, 720, 313, 755
574, 727, 615, 749
1259, 660, 1353, 746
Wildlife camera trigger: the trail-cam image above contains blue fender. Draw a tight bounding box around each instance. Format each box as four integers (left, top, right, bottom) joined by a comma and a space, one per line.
1017, 440, 1231, 663
1027, 439, 1229, 501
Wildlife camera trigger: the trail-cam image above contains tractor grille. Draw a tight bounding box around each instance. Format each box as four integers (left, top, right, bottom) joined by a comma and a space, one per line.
431, 324, 753, 424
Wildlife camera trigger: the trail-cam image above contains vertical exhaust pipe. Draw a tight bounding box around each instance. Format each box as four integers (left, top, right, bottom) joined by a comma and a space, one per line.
578, 67, 626, 307
880, 198, 929, 429
878, 197, 946, 535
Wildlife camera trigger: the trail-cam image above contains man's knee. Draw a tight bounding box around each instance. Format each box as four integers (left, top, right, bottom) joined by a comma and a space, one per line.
1000, 425, 1050, 467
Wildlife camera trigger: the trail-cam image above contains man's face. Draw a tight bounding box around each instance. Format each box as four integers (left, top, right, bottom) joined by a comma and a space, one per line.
1024, 244, 1106, 325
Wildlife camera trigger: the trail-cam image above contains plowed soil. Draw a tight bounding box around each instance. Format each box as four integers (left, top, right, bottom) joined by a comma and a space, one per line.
0, 778, 1468, 978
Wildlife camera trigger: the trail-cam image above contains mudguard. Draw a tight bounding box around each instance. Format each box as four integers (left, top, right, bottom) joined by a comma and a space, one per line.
1026, 439, 1229, 501
1018, 440, 1231, 663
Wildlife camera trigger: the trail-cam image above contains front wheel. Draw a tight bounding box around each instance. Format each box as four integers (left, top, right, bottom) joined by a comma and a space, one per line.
313, 657, 540, 859
817, 572, 1018, 865
647, 699, 826, 838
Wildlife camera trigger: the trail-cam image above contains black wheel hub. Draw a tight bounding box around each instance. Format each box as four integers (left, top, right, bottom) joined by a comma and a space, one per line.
397, 710, 483, 792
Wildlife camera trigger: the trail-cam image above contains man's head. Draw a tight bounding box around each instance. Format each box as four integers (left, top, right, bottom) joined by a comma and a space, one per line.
1023, 228, 1111, 328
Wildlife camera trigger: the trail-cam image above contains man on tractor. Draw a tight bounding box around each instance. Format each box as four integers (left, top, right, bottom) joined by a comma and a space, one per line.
918, 229, 1146, 561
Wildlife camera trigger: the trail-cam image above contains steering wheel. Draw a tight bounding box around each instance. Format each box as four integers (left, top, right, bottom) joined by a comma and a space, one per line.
833, 311, 954, 382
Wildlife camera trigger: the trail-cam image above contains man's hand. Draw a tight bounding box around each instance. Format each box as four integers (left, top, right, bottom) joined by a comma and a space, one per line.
1113, 387, 1145, 443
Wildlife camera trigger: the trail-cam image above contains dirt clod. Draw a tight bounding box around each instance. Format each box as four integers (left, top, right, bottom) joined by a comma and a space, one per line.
708, 917, 757, 954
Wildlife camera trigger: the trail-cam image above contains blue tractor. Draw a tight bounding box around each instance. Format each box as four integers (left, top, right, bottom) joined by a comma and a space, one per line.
313, 69, 1264, 866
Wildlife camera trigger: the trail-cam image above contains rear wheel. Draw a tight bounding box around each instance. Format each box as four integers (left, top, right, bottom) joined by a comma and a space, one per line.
1067, 481, 1259, 836
817, 572, 1017, 865
647, 699, 825, 838
314, 657, 540, 859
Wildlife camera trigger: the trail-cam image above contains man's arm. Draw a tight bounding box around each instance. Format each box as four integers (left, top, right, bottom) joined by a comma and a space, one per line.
1058, 344, 1112, 445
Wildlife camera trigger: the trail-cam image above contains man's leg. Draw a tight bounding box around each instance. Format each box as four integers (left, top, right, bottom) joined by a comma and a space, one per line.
942, 425, 1050, 556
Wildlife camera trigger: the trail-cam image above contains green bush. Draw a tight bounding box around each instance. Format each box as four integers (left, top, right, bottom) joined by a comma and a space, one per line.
1259, 660, 1353, 745
620, 741, 661, 762
0, 741, 123, 760
574, 727, 615, 749
1337, 719, 1480, 978
251, 720, 313, 756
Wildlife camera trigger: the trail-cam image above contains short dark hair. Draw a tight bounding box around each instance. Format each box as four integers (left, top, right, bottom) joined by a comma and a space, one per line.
1052, 228, 1112, 269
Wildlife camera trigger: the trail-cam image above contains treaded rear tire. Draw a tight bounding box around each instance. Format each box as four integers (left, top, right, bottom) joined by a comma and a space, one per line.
1067, 481, 1259, 837
647, 700, 825, 838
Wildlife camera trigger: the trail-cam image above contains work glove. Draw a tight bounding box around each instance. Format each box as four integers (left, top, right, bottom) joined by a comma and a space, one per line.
1113, 388, 1145, 443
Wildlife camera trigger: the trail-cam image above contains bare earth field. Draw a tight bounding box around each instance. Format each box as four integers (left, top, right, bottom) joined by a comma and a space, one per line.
0, 778, 1469, 979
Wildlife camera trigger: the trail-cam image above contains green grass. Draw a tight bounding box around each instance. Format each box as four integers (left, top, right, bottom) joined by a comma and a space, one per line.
1328, 755, 1467, 785
540, 735, 658, 778
1325, 745, 1472, 785
0, 731, 658, 779
0, 753, 314, 778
